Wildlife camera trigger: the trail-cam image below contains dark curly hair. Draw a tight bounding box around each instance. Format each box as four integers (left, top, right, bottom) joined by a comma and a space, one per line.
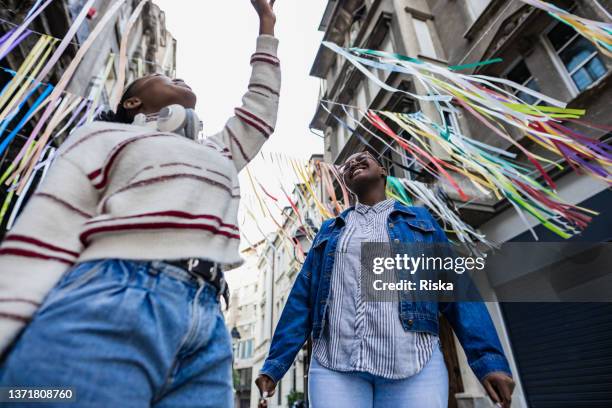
95, 79, 141, 123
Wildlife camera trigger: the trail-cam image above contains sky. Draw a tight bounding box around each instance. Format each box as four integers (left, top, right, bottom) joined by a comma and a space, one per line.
153, 0, 328, 243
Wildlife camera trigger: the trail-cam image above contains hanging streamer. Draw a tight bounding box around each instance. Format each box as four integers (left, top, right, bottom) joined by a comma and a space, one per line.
0, 30, 32, 61
519, 0, 612, 57
6, 0, 128, 194
0, 35, 55, 121
323, 43, 610, 182
241, 151, 498, 255
0, 83, 53, 158
54, 97, 89, 141
88, 53, 116, 122
0, 0, 53, 60
323, 101, 600, 240
20, 0, 97, 106
110, 0, 150, 109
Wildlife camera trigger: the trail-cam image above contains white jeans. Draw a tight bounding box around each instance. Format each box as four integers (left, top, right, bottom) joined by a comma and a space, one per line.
308, 345, 449, 408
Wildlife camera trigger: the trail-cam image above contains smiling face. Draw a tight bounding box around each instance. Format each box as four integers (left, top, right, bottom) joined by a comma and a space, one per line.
120, 74, 197, 121
340, 151, 387, 194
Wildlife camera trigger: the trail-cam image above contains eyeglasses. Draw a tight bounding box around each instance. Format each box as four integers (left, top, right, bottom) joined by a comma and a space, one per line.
338, 152, 379, 175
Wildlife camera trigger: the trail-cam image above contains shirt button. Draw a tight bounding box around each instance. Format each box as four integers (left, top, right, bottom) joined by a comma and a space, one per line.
389, 222, 395, 228
393, 239, 400, 243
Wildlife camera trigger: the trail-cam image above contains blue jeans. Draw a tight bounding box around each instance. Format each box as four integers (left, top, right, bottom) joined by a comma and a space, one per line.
0, 259, 233, 407
308, 345, 448, 408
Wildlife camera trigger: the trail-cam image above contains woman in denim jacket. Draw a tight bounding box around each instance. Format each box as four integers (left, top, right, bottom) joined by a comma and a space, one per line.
256, 151, 515, 408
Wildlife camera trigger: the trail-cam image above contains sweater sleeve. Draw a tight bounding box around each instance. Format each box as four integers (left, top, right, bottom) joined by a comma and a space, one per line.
207, 34, 281, 172
0, 155, 97, 356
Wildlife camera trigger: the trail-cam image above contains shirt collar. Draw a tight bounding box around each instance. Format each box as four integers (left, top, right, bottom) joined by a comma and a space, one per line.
334, 200, 416, 227
355, 198, 395, 215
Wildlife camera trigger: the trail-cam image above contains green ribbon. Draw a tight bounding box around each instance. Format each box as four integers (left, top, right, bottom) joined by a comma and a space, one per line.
387, 176, 413, 205
349, 47, 503, 71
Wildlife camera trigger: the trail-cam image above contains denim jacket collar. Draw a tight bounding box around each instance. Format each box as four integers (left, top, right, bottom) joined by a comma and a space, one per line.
333, 200, 416, 227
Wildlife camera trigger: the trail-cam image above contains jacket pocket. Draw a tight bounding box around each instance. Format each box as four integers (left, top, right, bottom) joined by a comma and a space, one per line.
406, 219, 435, 233
395, 218, 436, 243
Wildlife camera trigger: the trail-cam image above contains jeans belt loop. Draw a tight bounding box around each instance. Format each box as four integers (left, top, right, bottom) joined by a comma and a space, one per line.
147, 262, 159, 275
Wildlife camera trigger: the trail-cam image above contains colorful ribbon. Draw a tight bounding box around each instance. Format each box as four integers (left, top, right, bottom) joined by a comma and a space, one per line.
520, 0, 612, 57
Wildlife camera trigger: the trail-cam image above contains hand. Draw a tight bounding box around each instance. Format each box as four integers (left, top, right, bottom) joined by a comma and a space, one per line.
251, 0, 277, 36
482, 372, 515, 408
255, 374, 277, 408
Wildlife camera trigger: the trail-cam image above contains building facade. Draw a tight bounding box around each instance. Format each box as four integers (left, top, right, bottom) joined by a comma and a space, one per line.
309, 1, 611, 407
244, 155, 324, 408
0, 0, 176, 235
226, 246, 262, 408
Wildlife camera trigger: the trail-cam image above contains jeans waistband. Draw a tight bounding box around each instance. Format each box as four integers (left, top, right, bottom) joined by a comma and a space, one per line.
148, 261, 229, 307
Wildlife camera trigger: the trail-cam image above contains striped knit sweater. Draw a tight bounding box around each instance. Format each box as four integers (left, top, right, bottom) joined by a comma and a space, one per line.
0, 35, 280, 355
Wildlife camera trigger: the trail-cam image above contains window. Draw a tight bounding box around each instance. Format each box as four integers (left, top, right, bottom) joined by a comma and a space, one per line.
355, 83, 368, 116
546, 22, 607, 92
159, 11, 167, 46
245, 339, 253, 359
379, 146, 395, 177
413, 19, 437, 58
466, 0, 491, 21
328, 60, 337, 84
375, 35, 394, 82
336, 114, 348, 151
349, 5, 366, 46
505, 60, 541, 105
235, 339, 254, 360
441, 108, 461, 136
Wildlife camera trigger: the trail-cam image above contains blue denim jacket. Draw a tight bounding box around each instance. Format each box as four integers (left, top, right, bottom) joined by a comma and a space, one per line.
261, 202, 511, 382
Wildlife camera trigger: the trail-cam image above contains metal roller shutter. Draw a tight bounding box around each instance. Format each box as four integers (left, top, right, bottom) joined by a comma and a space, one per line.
502, 190, 612, 407
502, 303, 612, 408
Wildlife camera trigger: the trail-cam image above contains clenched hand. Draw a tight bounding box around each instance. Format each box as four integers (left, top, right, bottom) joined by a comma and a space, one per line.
482, 372, 515, 408
251, 0, 277, 36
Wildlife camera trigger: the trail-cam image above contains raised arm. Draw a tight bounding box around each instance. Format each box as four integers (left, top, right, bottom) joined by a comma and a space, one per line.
208, 0, 280, 172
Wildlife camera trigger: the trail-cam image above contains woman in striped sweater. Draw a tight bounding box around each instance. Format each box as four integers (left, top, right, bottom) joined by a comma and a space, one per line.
0, 1, 279, 406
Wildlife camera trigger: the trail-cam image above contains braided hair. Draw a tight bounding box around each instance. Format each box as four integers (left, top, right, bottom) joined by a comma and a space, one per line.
95, 79, 140, 123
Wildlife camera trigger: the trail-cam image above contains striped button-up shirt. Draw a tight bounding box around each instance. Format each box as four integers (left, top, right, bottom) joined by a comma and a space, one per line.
313, 199, 439, 379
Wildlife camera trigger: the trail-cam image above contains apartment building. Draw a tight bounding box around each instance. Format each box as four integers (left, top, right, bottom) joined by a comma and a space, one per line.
309, 1, 611, 407
226, 246, 261, 408
249, 155, 325, 408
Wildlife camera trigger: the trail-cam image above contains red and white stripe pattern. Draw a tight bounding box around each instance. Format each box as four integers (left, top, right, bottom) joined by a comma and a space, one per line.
87, 133, 177, 189
0, 234, 78, 266
100, 172, 239, 213
34, 193, 93, 219
234, 107, 274, 138
225, 126, 251, 163
249, 83, 280, 97
203, 141, 233, 160
80, 211, 241, 244
250, 52, 280, 67
0, 298, 39, 323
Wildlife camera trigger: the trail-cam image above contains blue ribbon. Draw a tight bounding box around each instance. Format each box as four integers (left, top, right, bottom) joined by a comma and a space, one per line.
0, 83, 53, 156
